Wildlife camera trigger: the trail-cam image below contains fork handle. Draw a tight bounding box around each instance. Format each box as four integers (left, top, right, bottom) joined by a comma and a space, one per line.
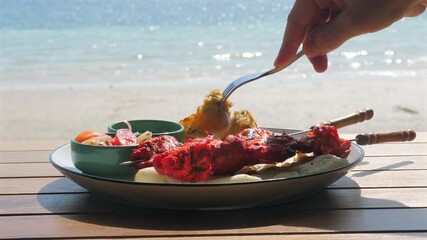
222, 50, 304, 103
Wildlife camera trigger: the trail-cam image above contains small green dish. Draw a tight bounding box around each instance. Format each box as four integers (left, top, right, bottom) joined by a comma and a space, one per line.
70, 140, 137, 178
107, 119, 184, 142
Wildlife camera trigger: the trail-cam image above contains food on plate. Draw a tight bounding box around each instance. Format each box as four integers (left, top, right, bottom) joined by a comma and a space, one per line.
222, 110, 257, 138
70, 88, 359, 184
130, 135, 182, 168
75, 132, 116, 146
130, 125, 351, 183
134, 154, 348, 184
74, 121, 152, 146
237, 153, 348, 177
135, 166, 263, 184
276, 154, 349, 177
180, 89, 257, 140
75, 130, 103, 143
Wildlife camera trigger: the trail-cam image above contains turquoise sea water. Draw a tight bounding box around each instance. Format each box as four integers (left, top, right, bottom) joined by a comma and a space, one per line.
1, 0, 427, 90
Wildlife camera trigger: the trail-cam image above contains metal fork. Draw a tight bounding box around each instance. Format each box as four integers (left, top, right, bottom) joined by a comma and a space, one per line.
222, 50, 304, 102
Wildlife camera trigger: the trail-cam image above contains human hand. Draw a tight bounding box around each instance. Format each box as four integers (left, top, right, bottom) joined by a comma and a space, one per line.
274, 0, 427, 73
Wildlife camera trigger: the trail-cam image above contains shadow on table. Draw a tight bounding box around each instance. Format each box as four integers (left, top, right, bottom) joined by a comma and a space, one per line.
351, 160, 414, 177
37, 176, 415, 232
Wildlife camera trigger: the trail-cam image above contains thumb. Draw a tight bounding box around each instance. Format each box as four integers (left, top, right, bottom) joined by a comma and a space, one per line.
303, 16, 358, 58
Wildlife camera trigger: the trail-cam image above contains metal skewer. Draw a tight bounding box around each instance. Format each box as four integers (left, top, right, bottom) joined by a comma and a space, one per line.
119, 109, 419, 167
120, 159, 146, 166
120, 129, 417, 166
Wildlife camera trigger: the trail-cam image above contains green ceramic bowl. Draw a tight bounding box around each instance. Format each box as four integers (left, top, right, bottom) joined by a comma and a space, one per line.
70, 140, 137, 178
107, 119, 184, 142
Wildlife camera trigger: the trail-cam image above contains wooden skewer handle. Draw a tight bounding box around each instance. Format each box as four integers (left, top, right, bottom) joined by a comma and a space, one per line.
355, 130, 416, 145
320, 108, 374, 129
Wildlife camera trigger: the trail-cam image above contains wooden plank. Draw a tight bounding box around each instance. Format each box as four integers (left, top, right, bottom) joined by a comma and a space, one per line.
68, 233, 427, 240
414, 132, 427, 142
272, 188, 427, 209
0, 141, 68, 151
1, 169, 427, 195
0, 193, 112, 215
0, 139, 424, 172
0, 132, 425, 152
361, 143, 427, 156
0, 209, 426, 239
1, 137, 425, 239
0, 163, 62, 177
0, 150, 51, 163
0, 177, 86, 195
331, 170, 427, 188
1, 188, 426, 215
2, 152, 427, 173
1, 153, 427, 171
1, 153, 426, 178
354, 155, 427, 170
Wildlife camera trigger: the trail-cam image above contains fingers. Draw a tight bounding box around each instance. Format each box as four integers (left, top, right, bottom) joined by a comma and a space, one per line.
303, 12, 358, 58
405, 1, 427, 17
308, 55, 328, 73
276, 0, 425, 73
274, 1, 319, 67
303, 0, 426, 57
274, 20, 305, 67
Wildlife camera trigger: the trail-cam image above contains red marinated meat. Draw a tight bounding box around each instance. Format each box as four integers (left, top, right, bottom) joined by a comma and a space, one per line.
296, 125, 351, 158
130, 135, 182, 168
237, 128, 296, 164
153, 137, 214, 182
212, 135, 248, 175
131, 126, 351, 182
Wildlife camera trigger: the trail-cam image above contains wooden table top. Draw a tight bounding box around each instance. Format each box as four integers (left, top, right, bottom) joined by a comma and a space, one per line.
1, 133, 426, 239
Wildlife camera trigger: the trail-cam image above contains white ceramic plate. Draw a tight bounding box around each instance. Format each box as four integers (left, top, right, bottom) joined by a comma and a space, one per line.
50, 129, 364, 210
50, 144, 363, 210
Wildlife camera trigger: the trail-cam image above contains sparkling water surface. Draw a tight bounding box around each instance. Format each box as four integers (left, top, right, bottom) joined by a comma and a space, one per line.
1, 0, 426, 90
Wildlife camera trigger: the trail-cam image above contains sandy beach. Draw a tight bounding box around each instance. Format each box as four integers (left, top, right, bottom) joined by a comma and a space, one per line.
2, 1, 426, 142
1, 77, 425, 141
